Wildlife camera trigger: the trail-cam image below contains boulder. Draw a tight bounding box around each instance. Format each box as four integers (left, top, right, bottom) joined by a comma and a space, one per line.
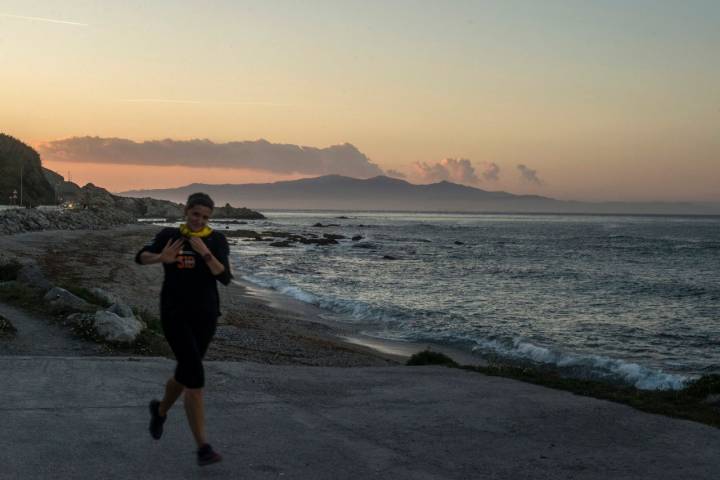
323, 234, 346, 240
224, 229, 261, 239
108, 302, 134, 318
260, 230, 294, 238
65, 312, 89, 325
93, 310, 143, 343
16, 261, 52, 290
212, 203, 265, 219
269, 241, 294, 248
352, 242, 377, 250
44, 287, 91, 311
299, 238, 338, 246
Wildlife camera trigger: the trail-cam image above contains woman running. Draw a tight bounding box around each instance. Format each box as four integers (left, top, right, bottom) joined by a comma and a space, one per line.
135, 192, 232, 466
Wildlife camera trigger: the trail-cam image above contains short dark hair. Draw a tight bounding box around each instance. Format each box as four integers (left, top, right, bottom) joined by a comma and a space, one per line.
186, 192, 214, 210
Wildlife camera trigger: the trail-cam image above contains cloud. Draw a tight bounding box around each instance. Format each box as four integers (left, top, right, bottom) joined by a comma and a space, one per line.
481, 162, 500, 181
412, 158, 480, 185
0, 13, 88, 26
39, 137, 385, 178
517, 164, 542, 185
117, 98, 294, 107
385, 169, 407, 179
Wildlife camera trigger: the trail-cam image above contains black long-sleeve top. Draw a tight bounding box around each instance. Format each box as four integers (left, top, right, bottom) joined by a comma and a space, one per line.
135, 227, 233, 317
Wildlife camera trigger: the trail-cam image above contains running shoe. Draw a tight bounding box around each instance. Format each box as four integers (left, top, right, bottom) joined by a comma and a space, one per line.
197, 443, 223, 466
148, 399, 166, 440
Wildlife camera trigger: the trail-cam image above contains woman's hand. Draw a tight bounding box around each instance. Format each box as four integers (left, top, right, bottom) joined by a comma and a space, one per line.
188, 237, 226, 276
188, 237, 211, 256
159, 238, 184, 264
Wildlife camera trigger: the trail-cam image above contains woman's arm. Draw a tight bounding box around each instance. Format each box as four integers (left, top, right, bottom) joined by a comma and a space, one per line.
189, 236, 233, 284
188, 237, 225, 276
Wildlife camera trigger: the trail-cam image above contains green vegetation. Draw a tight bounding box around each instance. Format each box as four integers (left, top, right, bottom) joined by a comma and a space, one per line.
133, 307, 163, 335
0, 261, 21, 282
0, 282, 44, 312
408, 350, 720, 428
0, 314, 17, 336
64, 286, 112, 308
407, 349, 459, 367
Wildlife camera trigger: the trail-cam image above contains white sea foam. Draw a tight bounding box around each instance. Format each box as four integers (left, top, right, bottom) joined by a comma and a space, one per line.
242, 273, 691, 390
242, 275, 319, 304
241, 274, 405, 326
471, 338, 691, 390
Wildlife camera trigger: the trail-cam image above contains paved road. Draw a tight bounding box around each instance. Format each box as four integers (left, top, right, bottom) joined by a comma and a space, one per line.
2, 356, 719, 479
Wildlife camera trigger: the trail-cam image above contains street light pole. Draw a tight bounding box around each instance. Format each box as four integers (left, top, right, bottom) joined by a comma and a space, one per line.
19, 164, 23, 207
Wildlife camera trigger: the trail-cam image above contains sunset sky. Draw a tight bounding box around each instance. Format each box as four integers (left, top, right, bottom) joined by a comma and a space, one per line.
1, 1, 718, 201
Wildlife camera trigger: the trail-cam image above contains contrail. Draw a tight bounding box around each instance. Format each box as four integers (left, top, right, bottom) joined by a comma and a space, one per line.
0, 13, 89, 26
119, 99, 294, 107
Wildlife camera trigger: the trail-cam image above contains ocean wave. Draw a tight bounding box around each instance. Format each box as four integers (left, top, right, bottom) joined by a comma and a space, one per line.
470, 337, 691, 390
241, 274, 408, 325
242, 272, 690, 390
243, 275, 319, 305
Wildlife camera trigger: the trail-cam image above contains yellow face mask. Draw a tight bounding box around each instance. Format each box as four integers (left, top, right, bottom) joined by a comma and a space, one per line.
179, 223, 213, 238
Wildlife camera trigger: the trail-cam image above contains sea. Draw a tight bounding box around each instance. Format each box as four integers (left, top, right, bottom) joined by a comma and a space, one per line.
202, 211, 719, 390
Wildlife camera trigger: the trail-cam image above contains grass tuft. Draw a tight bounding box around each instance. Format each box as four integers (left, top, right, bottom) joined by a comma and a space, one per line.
407, 349, 459, 368
0, 261, 22, 282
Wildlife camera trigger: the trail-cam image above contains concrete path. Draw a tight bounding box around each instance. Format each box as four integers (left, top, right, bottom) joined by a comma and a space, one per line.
2, 356, 719, 480
0, 301, 105, 356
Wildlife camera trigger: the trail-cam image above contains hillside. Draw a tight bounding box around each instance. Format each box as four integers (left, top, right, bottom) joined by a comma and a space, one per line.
0, 134, 56, 206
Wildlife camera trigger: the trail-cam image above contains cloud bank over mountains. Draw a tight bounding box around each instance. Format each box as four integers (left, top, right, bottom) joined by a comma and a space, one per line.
39, 137, 385, 178
39, 136, 542, 189
517, 164, 543, 185
409, 158, 502, 186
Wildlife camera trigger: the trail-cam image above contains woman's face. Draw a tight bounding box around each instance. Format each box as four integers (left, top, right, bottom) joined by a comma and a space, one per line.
185, 205, 213, 231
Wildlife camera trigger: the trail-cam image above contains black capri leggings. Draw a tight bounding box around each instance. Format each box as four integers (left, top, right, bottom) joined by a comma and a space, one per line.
161, 311, 218, 389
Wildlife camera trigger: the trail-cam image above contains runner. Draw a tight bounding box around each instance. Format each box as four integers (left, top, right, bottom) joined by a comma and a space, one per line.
135, 192, 232, 466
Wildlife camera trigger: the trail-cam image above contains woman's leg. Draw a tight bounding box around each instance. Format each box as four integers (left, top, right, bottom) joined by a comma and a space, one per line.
184, 388, 206, 447
183, 314, 217, 447
159, 376, 184, 416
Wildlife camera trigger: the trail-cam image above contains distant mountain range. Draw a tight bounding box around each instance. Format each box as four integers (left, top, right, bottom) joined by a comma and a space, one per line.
120, 175, 720, 215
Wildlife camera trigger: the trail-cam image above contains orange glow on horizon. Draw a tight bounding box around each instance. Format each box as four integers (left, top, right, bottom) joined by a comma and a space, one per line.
43, 161, 313, 193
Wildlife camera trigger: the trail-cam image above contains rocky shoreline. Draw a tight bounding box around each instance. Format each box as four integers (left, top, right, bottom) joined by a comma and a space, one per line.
0, 225, 399, 366
0, 207, 134, 235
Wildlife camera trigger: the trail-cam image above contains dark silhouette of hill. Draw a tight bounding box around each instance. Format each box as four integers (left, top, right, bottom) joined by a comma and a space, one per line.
0, 134, 56, 206
120, 175, 720, 215
0, 133, 265, 220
